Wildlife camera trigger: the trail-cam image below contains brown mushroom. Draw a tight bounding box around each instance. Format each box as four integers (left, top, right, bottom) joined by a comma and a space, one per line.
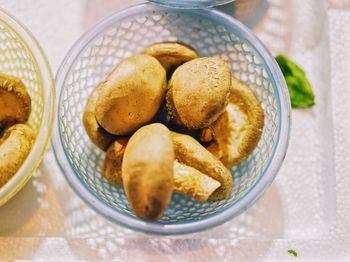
122, 123, 173, 220
171, 131, 233, 201
166, 57, 232, 129
141, 41, 199, 79
0, 73, 31, 130
95, 54, 167, 135
0, 124, 35, 187
200, 78, 264, 167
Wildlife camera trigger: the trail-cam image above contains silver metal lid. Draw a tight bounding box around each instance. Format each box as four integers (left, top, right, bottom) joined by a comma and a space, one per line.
148, 0, 234, 9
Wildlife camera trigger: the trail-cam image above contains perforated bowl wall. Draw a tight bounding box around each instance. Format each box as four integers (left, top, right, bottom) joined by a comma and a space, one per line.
0, 8, 55, 206
52, 3, 290, 234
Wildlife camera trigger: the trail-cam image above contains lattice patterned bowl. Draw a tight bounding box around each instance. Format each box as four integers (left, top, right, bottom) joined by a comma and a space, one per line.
52, 3, 291, 235
0, 8, 55, 206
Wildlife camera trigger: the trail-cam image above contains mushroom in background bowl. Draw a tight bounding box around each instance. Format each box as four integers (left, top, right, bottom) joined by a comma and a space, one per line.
0, 8, 55, 206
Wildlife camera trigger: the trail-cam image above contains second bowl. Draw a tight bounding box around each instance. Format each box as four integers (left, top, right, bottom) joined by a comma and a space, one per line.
52, 3, 290, 235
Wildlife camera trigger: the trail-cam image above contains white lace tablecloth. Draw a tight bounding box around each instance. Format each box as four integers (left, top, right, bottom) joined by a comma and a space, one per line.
0, 0, 349, 261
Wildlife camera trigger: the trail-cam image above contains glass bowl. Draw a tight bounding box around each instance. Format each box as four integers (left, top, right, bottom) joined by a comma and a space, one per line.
0, 8, 55, 206
149, 0, 234, 8
52, 3, 291, 235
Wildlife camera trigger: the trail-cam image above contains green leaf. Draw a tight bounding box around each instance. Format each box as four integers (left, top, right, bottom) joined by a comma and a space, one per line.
275, 55, 315, 108
288, 249, 298, 257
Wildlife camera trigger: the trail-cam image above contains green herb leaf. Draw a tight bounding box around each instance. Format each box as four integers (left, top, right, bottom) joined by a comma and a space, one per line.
288, 249, 298, 257
275, 55, 315, 108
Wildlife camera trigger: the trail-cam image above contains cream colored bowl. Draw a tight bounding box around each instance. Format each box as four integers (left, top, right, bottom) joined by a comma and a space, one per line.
0, 8, 55, 206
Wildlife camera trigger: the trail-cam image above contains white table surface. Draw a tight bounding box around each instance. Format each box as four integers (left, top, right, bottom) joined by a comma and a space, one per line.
0, 0, 350, 261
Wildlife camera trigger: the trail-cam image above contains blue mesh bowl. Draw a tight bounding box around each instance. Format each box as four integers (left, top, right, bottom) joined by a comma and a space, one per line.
52, 3, 291, 235
149, 0, 234, 8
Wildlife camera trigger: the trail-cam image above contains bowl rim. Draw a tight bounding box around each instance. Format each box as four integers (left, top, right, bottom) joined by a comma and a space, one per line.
148, 0, 234, 8
0, 8, 56, 206
52, 2, 291, 235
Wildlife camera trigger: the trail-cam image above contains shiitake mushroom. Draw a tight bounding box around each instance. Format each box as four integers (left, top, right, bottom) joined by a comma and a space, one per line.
0, 73, 31, 130
141, 41, 199, 79
122, 123, 174, 220
83, 85, 115, 151
200, 78, 264, 167
0, 124, 35, 187
95, 54, 167, 136
166, 57, 232, 130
